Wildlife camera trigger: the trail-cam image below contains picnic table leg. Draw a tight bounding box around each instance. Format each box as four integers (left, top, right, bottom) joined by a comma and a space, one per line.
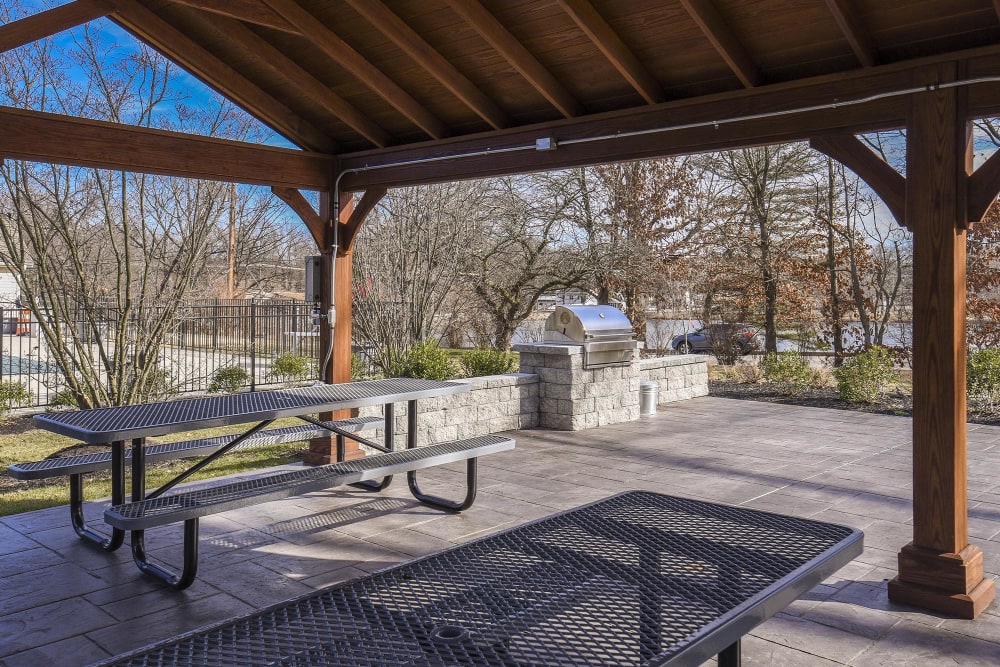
407, 399, 478, 511
719, 640, 741, 666
351, 402, 394, 491
127, 436, 199, 589
69, 439, 125, 551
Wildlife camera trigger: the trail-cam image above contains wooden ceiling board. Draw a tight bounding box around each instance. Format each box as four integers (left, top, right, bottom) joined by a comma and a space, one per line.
302, 1, 507, 133
96, 0, 1000, 168
390, 0, 565, 122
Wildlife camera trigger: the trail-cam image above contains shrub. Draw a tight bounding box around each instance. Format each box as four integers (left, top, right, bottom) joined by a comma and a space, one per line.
269, 352, 312, 385
761, 352, 815, 395
967, 348, 1000, 410
351, 353, 378, 381
0, 381, 31, 417
834, 346, 895, 403
393, 340, 458, 381
208, 365, 250, 394
460, 348, 517, 377
732, 362, 763, 384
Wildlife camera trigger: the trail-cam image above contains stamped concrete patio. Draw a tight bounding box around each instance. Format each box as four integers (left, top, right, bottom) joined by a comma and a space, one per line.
1, 396, 999, 666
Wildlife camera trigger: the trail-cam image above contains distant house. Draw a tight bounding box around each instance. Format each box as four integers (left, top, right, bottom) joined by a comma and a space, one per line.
0, 263, 21, 305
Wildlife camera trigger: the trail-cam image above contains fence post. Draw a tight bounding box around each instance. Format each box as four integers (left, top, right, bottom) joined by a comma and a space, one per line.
250, 299, 257, 391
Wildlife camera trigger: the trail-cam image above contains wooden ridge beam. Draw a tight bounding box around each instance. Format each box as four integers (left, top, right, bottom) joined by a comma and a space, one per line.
810, 133, 905, 224
272, 186, 326, 247
0, 0, 109, 54
555, 0, 665, 104
186, 12, 391, 148
105, 0, 334, 153
679, 0, 760, 88
0, 105, 331, 190
343, 0, 509, 130
446, 0, 583, 118
824, 0, 877, 67
167, 0, 296, 34
337, 45, 1000, 192
260, 0, 448, 140
341, 187, 387, 250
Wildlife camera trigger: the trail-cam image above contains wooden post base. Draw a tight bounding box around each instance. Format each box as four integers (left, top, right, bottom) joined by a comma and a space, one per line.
888, 543, 995, 618
303, 435, 367, 465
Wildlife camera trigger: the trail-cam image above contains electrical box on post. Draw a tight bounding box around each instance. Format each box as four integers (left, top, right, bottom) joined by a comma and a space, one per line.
304, 256, 322, 304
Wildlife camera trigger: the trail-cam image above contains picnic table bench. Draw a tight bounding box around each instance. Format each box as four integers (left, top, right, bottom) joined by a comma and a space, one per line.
97, 491, 863, 667
15, 378, 515, 590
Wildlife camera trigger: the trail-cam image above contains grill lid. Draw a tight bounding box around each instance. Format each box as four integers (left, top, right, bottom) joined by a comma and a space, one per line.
544, 305, 633, 342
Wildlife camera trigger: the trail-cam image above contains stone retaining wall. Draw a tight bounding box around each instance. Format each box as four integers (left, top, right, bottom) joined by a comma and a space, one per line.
359, 373, 539, 445
356, 353, 709, 441
638, 355, 710, 404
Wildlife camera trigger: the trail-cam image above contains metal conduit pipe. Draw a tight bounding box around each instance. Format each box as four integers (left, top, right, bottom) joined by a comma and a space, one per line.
335, 76, 1000, 178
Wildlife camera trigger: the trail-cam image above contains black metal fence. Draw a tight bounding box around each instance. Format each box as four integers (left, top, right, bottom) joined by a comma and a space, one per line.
0, 299, 322, 408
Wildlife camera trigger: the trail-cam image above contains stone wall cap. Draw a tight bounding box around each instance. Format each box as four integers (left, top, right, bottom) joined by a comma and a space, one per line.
513, 343, 583, 355
639, 354, 711, 369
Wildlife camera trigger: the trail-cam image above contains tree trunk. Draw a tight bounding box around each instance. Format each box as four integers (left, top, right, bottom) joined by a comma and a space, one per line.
825, 160, 846, 366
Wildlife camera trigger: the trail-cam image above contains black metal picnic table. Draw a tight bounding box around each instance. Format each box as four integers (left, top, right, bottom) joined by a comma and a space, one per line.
97, 490, 863, 667
32, 378, 470, 551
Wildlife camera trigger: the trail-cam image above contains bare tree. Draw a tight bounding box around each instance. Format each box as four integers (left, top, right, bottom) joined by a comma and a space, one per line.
464, 174, 587, 349
708, 144, 816, 352
0, 8, 259, 406
351, 182, 483, 374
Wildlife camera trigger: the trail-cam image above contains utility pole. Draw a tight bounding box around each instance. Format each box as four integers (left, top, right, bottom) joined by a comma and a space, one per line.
227, 182, 237, 298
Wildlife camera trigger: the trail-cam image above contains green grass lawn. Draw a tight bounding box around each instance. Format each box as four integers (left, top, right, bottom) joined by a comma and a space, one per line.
0, 417, 307, 517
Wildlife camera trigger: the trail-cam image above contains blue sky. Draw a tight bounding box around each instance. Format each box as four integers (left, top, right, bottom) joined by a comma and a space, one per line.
8, 0, 293, 148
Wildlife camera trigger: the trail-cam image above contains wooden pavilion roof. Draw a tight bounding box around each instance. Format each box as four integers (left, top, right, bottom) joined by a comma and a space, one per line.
4, 0, 1000, 192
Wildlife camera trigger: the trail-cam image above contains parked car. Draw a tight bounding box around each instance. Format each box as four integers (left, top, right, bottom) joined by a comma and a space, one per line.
672, 323, 759, 355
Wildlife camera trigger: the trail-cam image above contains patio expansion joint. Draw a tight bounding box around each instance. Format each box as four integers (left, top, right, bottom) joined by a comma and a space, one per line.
739, 437, 913, 508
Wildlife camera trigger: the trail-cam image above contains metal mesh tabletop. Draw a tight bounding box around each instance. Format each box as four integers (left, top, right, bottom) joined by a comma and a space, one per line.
101, 491, 862, 667
33, 379, 468, 443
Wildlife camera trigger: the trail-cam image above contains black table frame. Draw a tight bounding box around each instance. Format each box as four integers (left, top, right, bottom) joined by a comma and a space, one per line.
34, 379, 470, 553
98, 491, 864, 667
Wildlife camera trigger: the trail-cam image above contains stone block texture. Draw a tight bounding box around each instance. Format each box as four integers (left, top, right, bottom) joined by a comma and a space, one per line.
514, 342, 641, 431
638, 355, 710, 404
359, 374, 538, 445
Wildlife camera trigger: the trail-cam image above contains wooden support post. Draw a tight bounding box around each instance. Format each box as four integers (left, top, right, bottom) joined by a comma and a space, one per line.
305, 193, 362, 464
887, 73, 995, 618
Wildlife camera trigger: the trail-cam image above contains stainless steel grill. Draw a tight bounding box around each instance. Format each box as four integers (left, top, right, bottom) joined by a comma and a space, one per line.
544, 305, 638, 369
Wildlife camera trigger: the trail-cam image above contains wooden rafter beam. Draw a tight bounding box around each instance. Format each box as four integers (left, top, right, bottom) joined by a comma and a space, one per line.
554, 0, 664, 104
167, 0, 296, 34
824, 0, 877, 67
810, 133, 905, 224
105, 0, 334, 153
194, 13, 391, 148
272, 186, 326, 247
341, 187, 387, 250
445, 0, 582, 118
260, 0, 448, 140
0, 105, 331, 190
679, 0, 760, 88
0, 0, 109, 53
343, 0, 509, 130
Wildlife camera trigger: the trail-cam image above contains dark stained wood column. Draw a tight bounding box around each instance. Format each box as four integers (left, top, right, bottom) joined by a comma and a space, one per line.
305, 193, 363, 464
886, 70, 995, 618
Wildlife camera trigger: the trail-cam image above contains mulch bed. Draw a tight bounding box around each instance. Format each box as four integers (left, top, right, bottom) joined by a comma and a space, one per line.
710, 380, 1000, 427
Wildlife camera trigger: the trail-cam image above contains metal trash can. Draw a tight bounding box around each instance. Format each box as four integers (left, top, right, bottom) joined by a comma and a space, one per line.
639, 381, 659, 416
